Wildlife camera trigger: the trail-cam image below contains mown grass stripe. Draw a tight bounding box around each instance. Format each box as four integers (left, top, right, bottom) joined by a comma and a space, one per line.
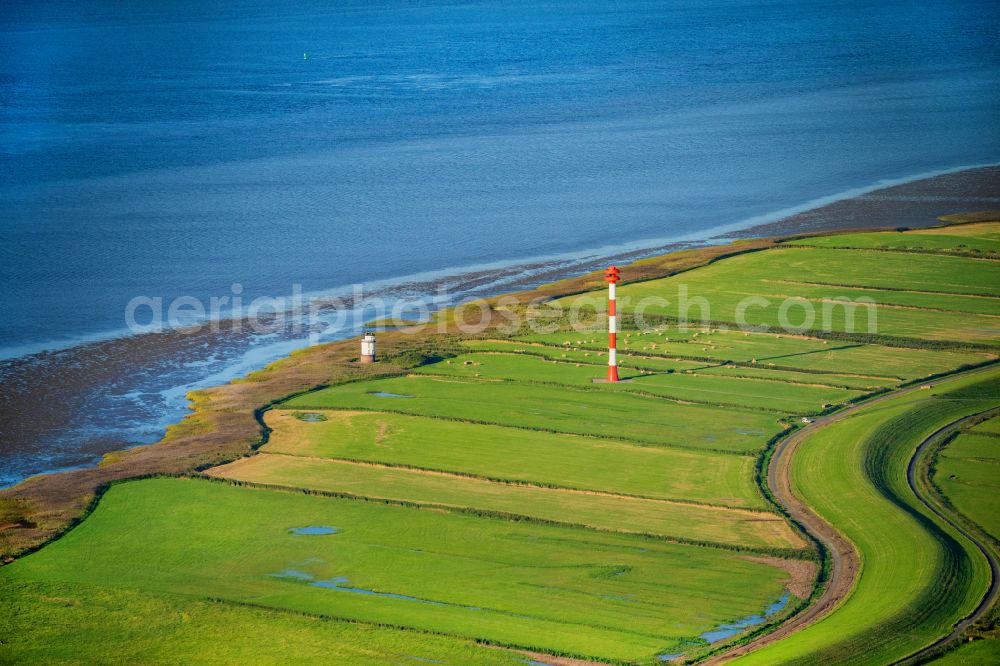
200, 473, 810, 559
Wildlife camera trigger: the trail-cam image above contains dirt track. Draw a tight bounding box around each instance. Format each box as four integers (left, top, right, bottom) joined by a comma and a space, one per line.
700, 411, 861, 664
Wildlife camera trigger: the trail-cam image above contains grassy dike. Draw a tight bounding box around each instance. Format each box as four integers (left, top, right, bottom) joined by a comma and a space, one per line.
1, 218, 998, 664
921, 412, 1000, 664
727, 367, 1000, 665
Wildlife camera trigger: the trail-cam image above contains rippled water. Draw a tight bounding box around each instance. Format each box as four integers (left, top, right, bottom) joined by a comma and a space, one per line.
3, 0, 999, 354
1, 0, 999, 485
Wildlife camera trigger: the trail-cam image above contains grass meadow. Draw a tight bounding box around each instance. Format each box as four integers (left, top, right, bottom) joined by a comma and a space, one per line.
969, 416, 1000, 436
463, 338, 896, 390
519, 328, 991, 379
1, 477, 792, 662
414, 352, 861, 413
597, 247, 1000, 343
784, 222, 1000, 256
261, 410, 766, 508
934, 430, 1000, 540
209, 454, 802, 550
460, 338, 703, 372
283, 375, 784, 453
0, 578, 526, 665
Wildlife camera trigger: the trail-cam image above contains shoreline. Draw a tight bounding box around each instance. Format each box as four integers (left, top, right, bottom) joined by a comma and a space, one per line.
2, 161, 997, 364
1, 164, 998, 490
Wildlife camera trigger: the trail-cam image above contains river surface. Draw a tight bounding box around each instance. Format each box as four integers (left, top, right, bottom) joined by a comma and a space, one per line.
1, 0, 999, 484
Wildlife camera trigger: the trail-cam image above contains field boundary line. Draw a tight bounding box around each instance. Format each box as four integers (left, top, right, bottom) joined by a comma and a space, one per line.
406, 372, 800, 415
766, 278, 1000, 301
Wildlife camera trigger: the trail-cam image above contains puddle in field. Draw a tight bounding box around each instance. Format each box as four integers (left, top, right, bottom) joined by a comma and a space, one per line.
294, 412, 327, 422
270, 571, 469, 609
269, 570, 537, 618
310, 576, 454, 605
372, 392, 414, 398
269, 569, 314, 580
289, 526, 339, 535
699, 592, 790, 642
655, 592, 790, 662
402, 657, 447, 664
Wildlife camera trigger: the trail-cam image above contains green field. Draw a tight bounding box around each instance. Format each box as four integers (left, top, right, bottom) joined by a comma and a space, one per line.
413, 352, 861, 413
284, 375, 784, 453
460, 338, 703, 372
930, 638, 1000, 665
0, 578, 526, 665
731, 369, 1000, 665
4, 223, 999, 664
211, 454, 801, 550
585, 246, 1000, 343
928, 415, 1000, 664
969, 415, 1000, 436
463, 338, 895, 390
0, 478, 792, 662
414, 351, 644, 384
519, 328, 992, 379
934, 430, 1000, 539
261, 410, 766, 508
784, 222, 1000, 256
696, 364, 897, 391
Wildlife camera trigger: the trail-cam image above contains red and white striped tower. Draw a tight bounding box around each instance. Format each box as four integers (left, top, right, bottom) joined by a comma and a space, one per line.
604, 266, 621, 382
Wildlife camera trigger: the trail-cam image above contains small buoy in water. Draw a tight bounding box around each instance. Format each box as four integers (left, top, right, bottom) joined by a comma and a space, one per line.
303, 52, 308, 60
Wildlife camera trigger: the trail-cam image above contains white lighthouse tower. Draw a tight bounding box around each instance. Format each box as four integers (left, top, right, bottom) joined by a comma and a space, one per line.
360, 330, 376, 363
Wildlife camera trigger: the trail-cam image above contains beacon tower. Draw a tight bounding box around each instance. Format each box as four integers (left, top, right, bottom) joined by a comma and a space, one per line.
604, 266, 621, 382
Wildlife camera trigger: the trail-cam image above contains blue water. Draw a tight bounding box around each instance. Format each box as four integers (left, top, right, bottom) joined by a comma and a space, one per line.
271, 570, 485, 611
2, 0, 999, 354
1, 0, 999, 486
269, 569, 315, 581
699, 593, 790, 642
289, 525, 339, 535
657, 592, 791, 661
311, 576, 454, 605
